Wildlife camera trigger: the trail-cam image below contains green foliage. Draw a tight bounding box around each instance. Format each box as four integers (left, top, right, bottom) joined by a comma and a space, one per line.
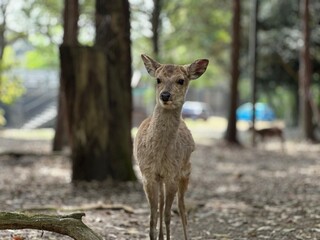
0, 75, 25, 105
0, 108, 6, 126
0, 46, 25, 105
131, 0, 232, 88
239, 77, 251, 102
257, 0, 320, 91
162, 1, 232, 87
78, 0, 95, 45
25, 45, 59, 69
22, 0, 63, 45
236, 0, 320, 123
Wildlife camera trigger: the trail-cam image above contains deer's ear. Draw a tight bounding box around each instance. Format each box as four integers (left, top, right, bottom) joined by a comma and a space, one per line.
141, 54, 161, 77
187, 59, 209, 80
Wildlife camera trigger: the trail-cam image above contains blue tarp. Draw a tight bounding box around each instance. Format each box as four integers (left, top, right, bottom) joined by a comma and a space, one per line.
236, 102, 276, 121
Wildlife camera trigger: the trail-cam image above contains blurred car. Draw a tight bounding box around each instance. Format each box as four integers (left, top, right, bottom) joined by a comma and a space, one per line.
182, 101, 212, 120
236, 102, 276, 121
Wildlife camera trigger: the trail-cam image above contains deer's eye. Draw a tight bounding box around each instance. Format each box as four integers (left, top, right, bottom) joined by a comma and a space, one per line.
156, 78, 161, 84
177, 79, 184, 85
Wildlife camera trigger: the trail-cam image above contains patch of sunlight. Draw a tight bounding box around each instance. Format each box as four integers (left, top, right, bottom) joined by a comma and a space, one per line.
237, 120, 285, 131
185, 116, 228, 132
0, 128, 54, 140
206, 198, 251, 211
132, 127, 138, 138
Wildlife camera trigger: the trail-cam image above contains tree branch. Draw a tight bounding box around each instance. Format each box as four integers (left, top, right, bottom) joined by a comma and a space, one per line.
0, 212, 102, 240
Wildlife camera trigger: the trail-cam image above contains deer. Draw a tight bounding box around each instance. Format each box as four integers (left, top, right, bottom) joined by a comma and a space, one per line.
134, 54, 209, 240
249, 126, 285, 151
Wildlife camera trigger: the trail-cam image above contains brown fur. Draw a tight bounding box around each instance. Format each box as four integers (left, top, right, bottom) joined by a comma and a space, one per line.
134, 54, 208, 240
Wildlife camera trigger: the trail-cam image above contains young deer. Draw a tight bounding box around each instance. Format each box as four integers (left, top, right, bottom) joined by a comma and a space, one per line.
134, 54, 208, 240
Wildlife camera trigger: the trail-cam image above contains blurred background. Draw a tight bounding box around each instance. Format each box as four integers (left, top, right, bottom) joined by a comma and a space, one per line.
1, 2, 320, 238
0, 0, 319, 180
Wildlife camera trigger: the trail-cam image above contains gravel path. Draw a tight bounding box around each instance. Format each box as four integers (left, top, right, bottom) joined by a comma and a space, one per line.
0, 136, 319, 239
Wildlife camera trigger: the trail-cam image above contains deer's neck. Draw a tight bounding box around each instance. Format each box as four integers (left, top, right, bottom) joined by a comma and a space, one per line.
149, 104, 182, 143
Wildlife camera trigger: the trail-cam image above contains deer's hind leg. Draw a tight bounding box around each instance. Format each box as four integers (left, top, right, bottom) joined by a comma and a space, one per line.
178, 174, 190, 240
159, 181, 165, 240
164, 182, 178, 240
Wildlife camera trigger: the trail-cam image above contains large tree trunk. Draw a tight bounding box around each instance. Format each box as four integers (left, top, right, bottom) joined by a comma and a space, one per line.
224, 0, 241, 144
60, 0, 136, 181
107, 0, 135, 181
53, 0, 79, 151
299, 0, 315, 141
61, 46, 111, 181
95, 0, 136, 181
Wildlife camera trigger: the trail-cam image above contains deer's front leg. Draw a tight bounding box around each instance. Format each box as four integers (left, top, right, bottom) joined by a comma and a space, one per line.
178, 177, 189, 240
159, 182, 165, 240
164, 182, 178, 240
144, 180, 159, 240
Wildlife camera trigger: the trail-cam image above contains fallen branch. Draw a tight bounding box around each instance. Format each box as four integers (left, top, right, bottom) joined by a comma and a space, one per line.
61, 203, 134, 214
0, 212, 102, 240
22, 203, 135, 214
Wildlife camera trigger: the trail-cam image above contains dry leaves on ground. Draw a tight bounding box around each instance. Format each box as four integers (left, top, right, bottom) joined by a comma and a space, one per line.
0, 138, 319, 239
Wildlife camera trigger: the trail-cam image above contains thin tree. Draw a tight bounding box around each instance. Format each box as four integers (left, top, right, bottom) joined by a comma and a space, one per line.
299, 0, 315, 141
53, 0, 79, 151
0, 0, 8, 104
0, 0, 8, 87
224, 0, 241, 144
0, 0, 9, 60
249, 0, 259, 146
151, 0, 163, 58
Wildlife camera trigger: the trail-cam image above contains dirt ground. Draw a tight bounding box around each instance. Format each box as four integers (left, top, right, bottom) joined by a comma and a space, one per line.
0, 135, 319, 240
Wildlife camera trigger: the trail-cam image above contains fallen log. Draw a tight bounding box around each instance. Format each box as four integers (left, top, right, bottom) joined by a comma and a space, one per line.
0, 212, 102, 240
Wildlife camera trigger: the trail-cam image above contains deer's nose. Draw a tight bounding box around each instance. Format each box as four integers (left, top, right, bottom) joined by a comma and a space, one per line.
160, 91, 171, 102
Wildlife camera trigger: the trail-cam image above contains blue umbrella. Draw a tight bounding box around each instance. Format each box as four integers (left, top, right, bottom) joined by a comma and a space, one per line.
236, 102, 276, 121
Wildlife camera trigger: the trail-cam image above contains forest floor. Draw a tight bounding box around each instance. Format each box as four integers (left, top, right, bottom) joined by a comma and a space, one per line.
0, 129, 319, 240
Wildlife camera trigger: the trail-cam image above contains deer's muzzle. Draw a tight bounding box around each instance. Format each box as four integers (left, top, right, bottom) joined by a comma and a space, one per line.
160, 91, 171, 102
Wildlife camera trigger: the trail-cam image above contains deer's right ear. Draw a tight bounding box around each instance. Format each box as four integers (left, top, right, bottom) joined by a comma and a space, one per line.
141, 54, 161, 77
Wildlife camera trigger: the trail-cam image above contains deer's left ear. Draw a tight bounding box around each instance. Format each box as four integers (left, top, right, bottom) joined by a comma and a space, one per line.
187, 59, 209, 80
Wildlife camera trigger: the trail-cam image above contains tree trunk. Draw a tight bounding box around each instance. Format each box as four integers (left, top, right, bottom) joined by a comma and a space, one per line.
52, 92, 68, 151
151, 0, 163, 58
53, 0, 79, 151
62, 0, 136, 181
61, 46, 110, 181
299, 0, 315, 141
0, 1, 8, 60
0, 19, 5, 61
95, 0, 136, 181
249, 0, 259, 146
224, 0, 241, 144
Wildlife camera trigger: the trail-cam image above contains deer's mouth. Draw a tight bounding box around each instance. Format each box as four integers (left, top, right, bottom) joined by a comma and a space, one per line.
163, 100, 172, 105
160, 100, 175, 109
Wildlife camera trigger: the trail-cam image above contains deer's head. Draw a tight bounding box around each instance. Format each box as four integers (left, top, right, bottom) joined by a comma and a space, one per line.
141, 54, 209, 110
